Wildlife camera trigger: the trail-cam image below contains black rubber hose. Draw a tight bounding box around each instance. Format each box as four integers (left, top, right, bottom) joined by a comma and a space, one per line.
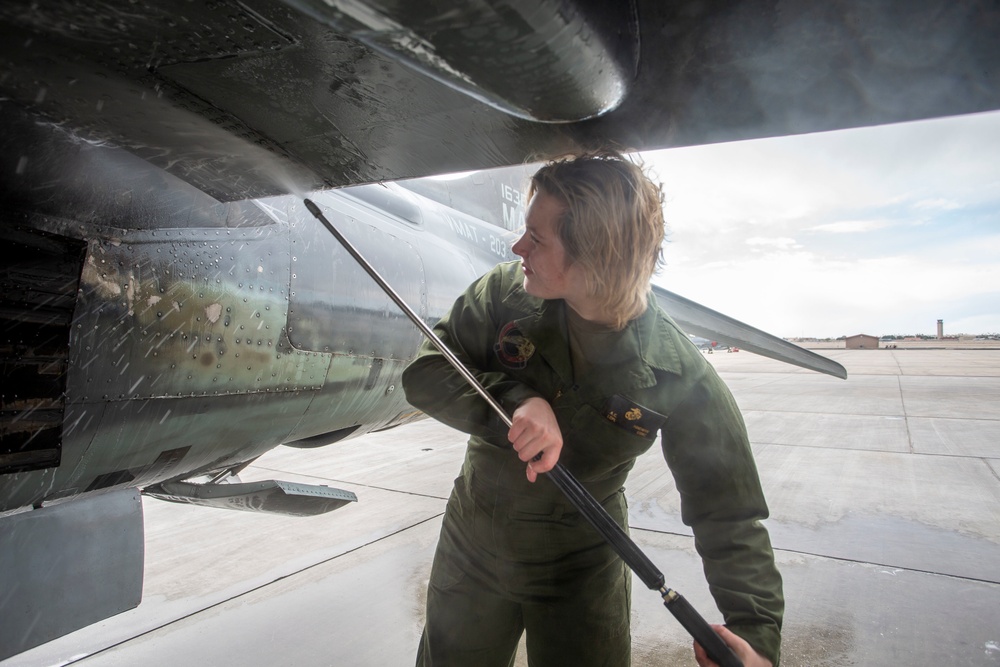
545, 463, 664, 589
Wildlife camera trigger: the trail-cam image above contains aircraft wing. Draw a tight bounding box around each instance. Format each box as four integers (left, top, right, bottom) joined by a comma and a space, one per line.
2, 1, 999, 200
653, 285, 848, 380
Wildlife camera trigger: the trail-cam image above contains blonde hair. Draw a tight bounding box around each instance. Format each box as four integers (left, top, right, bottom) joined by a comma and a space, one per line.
529, 150, 665, 330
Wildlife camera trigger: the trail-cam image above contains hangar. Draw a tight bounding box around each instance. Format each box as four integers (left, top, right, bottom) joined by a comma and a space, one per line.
846, 334, 880, 349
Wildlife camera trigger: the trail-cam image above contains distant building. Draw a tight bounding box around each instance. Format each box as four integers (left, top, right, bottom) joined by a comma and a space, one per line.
937, 319, 944, 339
846, 334, 879, 349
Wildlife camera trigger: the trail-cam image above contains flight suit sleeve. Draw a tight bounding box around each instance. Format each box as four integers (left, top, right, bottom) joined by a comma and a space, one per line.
402, 267, 543, 438
660, 369, 784, 665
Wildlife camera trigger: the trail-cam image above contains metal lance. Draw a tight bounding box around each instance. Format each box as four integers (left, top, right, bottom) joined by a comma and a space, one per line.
304, 198, 743, 667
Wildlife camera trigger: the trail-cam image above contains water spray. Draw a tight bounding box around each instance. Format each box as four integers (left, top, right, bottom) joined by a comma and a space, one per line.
304, 197, 743, 667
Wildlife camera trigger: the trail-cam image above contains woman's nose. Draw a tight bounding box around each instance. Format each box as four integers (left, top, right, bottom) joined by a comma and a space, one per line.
512, 235, 527, 257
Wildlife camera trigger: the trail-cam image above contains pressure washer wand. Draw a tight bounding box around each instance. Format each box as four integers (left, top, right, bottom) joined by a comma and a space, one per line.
305, 198, 742, 667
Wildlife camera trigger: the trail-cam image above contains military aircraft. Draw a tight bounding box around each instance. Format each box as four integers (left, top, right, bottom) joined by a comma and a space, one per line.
689, 335, 720, 351
2, 0, 999, 659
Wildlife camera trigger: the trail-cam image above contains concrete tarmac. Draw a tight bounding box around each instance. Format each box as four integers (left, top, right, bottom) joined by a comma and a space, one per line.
6, 348, 1000, 666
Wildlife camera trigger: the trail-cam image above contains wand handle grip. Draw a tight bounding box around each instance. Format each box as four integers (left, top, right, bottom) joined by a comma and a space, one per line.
664, 592, 743, 667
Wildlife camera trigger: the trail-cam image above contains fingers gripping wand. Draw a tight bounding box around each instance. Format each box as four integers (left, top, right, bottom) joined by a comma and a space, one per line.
304, 198, 742, 667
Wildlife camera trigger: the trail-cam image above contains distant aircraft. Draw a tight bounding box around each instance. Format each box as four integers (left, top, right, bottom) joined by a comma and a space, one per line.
2, 0, 998, 659
690, 335, 719, 351
690, 337, 740, 353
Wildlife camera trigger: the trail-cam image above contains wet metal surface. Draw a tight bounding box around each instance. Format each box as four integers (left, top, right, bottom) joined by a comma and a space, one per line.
5, 349, 1000, 666
5, 2, 1000, 198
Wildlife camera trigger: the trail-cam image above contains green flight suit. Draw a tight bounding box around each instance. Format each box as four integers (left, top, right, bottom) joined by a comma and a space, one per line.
402, 262, 783, 666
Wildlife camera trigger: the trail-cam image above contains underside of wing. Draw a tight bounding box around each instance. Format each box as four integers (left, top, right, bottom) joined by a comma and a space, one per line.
1, 1, 998, 200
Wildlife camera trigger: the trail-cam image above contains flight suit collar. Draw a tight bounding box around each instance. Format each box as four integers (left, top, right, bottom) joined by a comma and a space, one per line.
500, 275, 683, 399
635, 292, 684, 377
569, 293, 685, 401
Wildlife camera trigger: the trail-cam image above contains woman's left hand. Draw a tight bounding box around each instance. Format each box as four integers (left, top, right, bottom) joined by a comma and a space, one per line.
693, 625, 772, 667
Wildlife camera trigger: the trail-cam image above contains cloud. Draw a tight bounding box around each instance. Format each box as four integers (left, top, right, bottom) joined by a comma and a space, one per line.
655, 249, 1000, 338
644, 110, 1000, 337
745, 236, 801, 249
912, 198, 962, 211
807, 219, 892, 233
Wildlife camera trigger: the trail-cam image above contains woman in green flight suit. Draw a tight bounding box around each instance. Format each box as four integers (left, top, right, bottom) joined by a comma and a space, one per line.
402, 151, 783, 667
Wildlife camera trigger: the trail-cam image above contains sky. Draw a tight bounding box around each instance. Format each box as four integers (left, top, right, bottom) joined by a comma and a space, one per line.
641, 110, 1000, 339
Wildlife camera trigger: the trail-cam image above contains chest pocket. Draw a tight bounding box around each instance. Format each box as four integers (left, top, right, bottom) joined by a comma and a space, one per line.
557, 400, 665, 485
601, 394, 667, 439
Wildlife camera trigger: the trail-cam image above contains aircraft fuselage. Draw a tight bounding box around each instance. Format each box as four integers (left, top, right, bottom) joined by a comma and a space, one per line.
0, 123, 519, 513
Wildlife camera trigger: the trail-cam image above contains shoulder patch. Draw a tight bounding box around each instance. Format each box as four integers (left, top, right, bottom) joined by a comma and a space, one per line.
494, 321, 535, 369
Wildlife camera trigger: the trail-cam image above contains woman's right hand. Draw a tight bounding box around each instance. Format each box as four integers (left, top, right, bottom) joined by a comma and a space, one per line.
508, 397, 563, 483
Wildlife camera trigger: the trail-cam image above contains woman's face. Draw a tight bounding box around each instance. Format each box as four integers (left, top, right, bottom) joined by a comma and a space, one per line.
511, 191, 587, 304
